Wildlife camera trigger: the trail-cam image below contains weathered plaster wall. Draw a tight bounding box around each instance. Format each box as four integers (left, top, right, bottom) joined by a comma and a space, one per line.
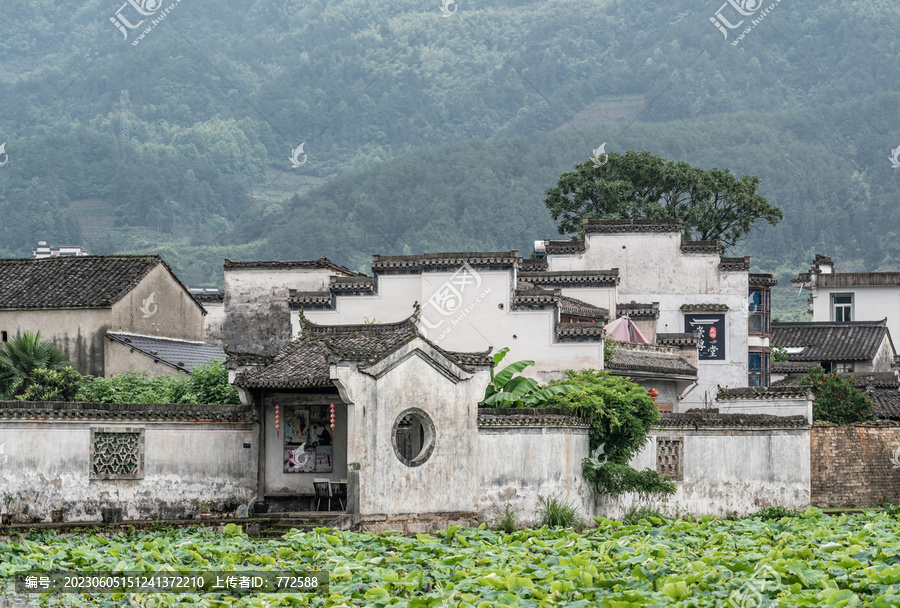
111, 264, 205, 342
0, 414, 257, 522
625, 426, 810, 517
0, 308, 109, 376
202, 300, 226, 347
302, 270, 605, 377
873, 337, 897, 373
225, 268, 337, 354
716, 396, 814, 423
334, 341, 489, 516
477, 426, 592, 526
811, 422, 900, 508
549, 231, 751, 408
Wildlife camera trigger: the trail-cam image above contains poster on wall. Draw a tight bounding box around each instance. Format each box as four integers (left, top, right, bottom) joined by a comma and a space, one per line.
282, 404, 334, 473
684, 314, 726, 360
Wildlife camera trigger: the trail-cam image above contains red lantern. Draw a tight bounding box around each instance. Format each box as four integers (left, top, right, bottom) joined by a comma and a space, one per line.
275, 404, 280, 436
648, 389, 659, 402
330, 403, 336, 431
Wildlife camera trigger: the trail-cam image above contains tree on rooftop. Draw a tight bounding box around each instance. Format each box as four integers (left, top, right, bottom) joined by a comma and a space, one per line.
543, 150, 783, 249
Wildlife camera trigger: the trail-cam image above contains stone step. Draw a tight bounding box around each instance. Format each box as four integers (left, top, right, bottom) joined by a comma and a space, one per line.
254, 511, 341, 520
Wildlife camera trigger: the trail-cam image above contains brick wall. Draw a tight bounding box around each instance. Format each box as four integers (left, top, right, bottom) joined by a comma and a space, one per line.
811, 422, 900, 508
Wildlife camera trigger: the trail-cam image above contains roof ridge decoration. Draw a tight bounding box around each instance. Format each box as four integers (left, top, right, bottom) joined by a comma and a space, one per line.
477, 412, 591, 428
223, 257, 362, 276
680, 240, 722, 254
719, 256, 751, 271
544, 240, 586, 255
657, 332, 700, 346
519, 269, 620, 287
583, 218, 683, 233
616, 301, 659, 319
749, 273, 778, 287
717, 386, 814, 400
680, 303, 730, 312
0, 401, 256, 422
371, 251, 521, 271
656, 412, 808, 428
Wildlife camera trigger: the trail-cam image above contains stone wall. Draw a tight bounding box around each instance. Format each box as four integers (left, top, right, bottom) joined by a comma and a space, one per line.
0, 401, 257, 523
811, 422, 900, 508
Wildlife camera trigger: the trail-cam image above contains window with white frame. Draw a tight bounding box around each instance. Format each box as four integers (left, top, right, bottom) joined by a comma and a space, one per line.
834, 362, 855, 373
832, 293, 853, 322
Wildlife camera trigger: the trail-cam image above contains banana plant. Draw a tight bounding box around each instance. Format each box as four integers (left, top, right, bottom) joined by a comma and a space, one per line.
480, 347, 579, 408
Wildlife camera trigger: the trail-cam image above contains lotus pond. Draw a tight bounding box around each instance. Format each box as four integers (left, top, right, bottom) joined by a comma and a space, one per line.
2, 509, 900, 607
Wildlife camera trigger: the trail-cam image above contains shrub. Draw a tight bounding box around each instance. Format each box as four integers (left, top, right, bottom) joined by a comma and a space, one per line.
19, 367, 83, 402
537, 496, 578, 528
480, 347, 577, 408
797, 366, 877, 424
622, 503, 666, 526
496, 508, 517, 534
883, 504, 900, 517
753, 506, 800, 521
76, 360, 239, 405
549, 370, 676, 499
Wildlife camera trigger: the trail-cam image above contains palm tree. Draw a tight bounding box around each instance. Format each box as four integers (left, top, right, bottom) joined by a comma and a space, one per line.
0, 331, 70, 398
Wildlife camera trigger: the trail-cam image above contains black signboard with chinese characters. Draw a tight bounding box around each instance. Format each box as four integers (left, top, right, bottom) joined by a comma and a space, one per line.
684, 314, 726, 360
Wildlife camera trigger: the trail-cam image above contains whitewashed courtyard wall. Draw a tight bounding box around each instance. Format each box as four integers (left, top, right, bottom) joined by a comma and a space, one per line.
621, 413, 811, 518
476, 411, 592, 527
0, 402, 257, 523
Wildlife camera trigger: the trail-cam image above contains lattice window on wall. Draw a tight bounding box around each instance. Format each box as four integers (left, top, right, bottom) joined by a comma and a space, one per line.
90, 427, 145, 480
656, 437, 683, 481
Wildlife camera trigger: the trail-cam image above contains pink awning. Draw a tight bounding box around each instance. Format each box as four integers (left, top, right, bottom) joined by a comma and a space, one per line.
603, 316, 649, 344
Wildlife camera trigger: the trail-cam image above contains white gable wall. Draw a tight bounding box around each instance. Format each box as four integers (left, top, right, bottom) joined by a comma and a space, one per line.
811, 284, 900, 347
548, 231, 750, 407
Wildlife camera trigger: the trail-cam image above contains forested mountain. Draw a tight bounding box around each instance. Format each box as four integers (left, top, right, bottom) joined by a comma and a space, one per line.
1, 0, 898, 318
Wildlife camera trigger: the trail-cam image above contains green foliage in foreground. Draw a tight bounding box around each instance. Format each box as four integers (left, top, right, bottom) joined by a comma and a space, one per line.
537, 496, 579, 528
550, 370, 675, 499
75, 360, 240, 405
3, 510, 900, 606
0, 331, 71, 399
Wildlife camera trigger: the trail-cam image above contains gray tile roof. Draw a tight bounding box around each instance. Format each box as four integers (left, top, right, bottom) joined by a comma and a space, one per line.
656, 332, 699, 346
870, 390, 900, 420
518, 270, 619, 287
771, 321, 892, 362
680, 240, 722, 254
558, 296, 609, 320
617, 301, 659, 319
106, 332, 227, 374
717, 386, 813, 400
0, 255, 178, 309
750, 273, 777, 287
234, 316, 492, 389
223, 258, 361, 276
657, 412, 808, 428
371, 251, 521, 271
583, 218, 683, 233
544, 240, 586, 255
719, 257, 751, 271
605, 346, 697, 378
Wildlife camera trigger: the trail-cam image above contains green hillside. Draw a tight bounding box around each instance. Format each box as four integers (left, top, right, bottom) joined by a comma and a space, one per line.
0, 0, 897, 308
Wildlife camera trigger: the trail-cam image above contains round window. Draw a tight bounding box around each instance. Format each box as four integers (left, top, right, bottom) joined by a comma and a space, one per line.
391, 408, 436, 467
